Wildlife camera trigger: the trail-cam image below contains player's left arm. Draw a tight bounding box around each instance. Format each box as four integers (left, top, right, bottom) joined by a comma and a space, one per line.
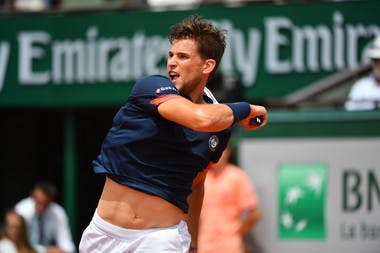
185, 163, 212, 250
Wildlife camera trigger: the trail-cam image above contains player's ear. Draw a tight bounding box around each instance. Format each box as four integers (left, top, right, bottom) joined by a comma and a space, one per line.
203, 59, 216, 75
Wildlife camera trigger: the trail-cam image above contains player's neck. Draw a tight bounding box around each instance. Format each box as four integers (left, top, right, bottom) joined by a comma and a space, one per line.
188, 85, 207, 103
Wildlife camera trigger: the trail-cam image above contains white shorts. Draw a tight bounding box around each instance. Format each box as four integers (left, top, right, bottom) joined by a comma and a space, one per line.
79, 211, 191, 253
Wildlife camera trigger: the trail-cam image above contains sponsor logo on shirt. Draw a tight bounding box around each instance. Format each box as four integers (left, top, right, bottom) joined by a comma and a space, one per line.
156, 86, 177, 94
209, 135, 219, 151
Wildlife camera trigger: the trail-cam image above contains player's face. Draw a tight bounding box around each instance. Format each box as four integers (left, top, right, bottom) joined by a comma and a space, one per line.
167, 39, 206, 96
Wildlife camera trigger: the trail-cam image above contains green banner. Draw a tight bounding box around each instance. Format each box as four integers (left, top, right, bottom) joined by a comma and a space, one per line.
0, 1, 379, 107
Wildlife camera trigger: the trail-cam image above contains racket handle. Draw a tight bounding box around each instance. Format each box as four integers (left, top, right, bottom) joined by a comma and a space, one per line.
250, 116, 263, 126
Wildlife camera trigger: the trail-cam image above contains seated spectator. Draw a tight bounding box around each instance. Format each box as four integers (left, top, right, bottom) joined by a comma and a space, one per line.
345, 35, 380, 111
13, 0, 61, 11
147, 0, 200, 10
0, 232, 17, 253
4, 209, 36, 253
15, 181, 75, 253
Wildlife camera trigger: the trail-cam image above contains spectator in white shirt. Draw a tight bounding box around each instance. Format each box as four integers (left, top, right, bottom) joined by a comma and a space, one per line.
0, 237, 17, 253
345, 35, 380, 111
15, 181, 75, 253
147, 0, 200, 10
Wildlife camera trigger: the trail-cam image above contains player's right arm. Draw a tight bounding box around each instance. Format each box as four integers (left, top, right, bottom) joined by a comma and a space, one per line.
157, 96, 267, 132
132, 75, 267, 132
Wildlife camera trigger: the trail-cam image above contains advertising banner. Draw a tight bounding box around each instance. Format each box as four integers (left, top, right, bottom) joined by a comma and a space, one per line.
240, 138, 380, 253
0, 1, 379, 107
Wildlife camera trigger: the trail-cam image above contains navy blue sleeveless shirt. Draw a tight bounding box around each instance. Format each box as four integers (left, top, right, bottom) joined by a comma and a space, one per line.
93, 75, 231, 213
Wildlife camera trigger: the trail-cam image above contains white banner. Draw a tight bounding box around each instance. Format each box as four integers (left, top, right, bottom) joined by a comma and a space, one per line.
240, 138, 380, 253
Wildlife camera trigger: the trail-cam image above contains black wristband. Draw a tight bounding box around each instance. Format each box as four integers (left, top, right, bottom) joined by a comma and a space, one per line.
226, 102, 251, 123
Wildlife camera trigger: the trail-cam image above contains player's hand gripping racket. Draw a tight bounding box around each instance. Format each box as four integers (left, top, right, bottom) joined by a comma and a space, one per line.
250, 116, 263, 126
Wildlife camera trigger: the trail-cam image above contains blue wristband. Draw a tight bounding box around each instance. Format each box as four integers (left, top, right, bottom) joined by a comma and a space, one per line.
226, 102, 251, 123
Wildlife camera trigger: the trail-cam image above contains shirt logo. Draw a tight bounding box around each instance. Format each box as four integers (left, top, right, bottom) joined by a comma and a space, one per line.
209, 135, 219, 151
156, 86, 177, 94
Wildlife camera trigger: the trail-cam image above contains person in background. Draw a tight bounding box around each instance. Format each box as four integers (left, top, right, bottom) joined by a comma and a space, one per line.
0, 227, 17, 253
147, 0, 200, 10
198, 144, 261, 253
4, 209, 36, 253
345, 35, 380, 111
15, 181, 75, 253
12, 0, 61, 11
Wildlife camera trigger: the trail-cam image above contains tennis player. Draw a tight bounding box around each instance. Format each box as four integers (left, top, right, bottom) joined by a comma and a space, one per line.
79, 14, 267, 253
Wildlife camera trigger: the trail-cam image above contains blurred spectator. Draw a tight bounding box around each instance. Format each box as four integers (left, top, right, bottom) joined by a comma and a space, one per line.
147, 0, 200, 10
0, 232, 17, 253
202, 0, 283, 6
14, 0, 48, 11
15, 181, 75, 253
198, 144, 261, 253
12, 0, 61, 11
4, 209, 36, 253
345, 35, 380, 111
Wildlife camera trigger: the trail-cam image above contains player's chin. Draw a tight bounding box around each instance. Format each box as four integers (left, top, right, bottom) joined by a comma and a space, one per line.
173, 79, 184, 90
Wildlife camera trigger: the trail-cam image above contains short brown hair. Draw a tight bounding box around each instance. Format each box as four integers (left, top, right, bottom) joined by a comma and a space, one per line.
33, 180, 57, 200
169, 14, 226, 74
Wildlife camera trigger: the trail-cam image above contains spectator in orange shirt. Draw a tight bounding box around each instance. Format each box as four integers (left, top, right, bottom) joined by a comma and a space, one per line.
198, 144, 261, 253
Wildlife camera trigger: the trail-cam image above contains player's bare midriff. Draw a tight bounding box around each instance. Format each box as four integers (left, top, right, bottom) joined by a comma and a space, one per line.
96, 176, 185, 229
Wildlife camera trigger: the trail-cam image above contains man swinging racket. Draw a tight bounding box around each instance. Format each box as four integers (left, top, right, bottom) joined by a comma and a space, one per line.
79, 14, 267, 253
